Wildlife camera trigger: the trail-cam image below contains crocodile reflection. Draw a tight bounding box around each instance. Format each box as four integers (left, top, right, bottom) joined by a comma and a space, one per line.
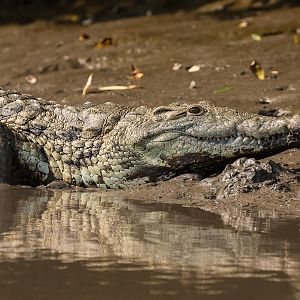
0, 189, 300, 286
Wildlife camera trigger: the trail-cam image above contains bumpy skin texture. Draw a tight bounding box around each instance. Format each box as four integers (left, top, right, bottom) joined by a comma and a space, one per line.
0, 88, 299, 188
0, 124, 13, 183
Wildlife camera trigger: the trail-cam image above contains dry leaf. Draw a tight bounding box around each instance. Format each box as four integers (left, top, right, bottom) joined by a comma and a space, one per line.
187, 65, 201, 72
79, 33, 90, 41
270, 70, 279, 79
59, 14, 80, 23
189, 81, 196, 89
172, 63, 182, 71
129, 65, 144, 80
98, 85, 141, 91
293, 35, 300, 44
251, 33, 262, 41
239, 20, 249, 28
95, 37, 113, 48
214, 84, 233, 93
250, 60, 265, 80
82, 73, 93, 95
26, 75, 37, 84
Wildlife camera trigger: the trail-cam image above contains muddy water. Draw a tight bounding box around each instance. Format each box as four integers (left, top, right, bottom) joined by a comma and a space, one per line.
0, 187, 299, 299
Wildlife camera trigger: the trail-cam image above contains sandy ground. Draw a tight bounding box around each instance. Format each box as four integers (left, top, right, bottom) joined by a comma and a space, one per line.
0, 1, 299, 216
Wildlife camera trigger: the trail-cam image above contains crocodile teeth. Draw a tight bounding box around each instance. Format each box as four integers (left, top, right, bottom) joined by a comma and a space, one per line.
243, 137, 250, 144
249, 140, 258, 147
233, 136, 243, 145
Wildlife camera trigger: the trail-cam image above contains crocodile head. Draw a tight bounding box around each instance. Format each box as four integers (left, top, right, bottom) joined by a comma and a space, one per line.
99, 101, 299, 187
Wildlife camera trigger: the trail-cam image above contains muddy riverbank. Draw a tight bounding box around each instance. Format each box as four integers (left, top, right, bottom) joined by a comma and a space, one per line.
0, 1, 300, 215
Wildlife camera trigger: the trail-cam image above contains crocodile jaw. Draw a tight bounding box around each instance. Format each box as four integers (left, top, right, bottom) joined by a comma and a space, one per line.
142, 114, 300, 173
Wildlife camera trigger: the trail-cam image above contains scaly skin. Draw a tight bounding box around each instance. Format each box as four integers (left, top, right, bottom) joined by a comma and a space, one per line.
0, 88, 299, 188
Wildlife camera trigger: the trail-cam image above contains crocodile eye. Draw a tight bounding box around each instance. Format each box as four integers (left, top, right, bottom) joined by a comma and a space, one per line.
188, 106, 205, 115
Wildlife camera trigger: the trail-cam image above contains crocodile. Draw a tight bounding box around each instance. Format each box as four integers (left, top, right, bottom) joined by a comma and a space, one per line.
0, 88, 299, 188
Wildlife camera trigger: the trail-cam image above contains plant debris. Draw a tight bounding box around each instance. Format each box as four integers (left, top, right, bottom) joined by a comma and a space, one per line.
82, 73, 93, 95
25, 75, 37, 84
270, 70, 279, 79
293, 35, 300, 44
250, 60, 265, 80
98, 85, 141, 91
95, 37, 113, 48
189, 81, 196, 89
57, 14, 80, 24
79, 33, 90, 41
172, 63, 182, 71
251, 33, 262, 41
186, 65, 201, 72
238, 20, 249, 28
128, 65, 144, 80
214, 84, 233, 93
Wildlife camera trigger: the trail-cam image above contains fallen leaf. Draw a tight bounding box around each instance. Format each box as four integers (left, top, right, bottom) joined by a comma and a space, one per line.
293, 35, 300, 44
250, 60, 265, 80
58, 14, 80, 23
270, 70, 279, 79
189, 81, 196, 89
79, 33, 90, 41
214, 84, 233, 93
95, 37, 113, 48
251, 33, 262, 41
82, 73, 93, 95
26, 75, 37, 84
239, 20, 249, 28
98, 85, 141, 91
128, 65, 144, 80
187, 65, 201, 72
172, 63, 182, 71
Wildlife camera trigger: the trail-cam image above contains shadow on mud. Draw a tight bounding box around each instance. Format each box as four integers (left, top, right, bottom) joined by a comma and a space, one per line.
0, 0, 299, 24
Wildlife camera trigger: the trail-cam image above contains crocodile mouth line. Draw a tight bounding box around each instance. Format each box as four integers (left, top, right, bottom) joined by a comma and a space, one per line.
151, 131, 296, 147
152, 132, 300, 147
189, 132, 291, 143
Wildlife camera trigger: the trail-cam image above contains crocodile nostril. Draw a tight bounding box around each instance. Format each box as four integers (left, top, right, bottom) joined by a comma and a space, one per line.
188, 106, 205, 115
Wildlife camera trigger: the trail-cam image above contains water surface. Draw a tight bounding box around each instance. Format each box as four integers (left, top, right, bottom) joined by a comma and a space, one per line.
0, 187, 299, 299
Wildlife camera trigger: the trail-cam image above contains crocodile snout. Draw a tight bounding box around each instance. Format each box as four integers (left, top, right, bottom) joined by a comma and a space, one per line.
288, 115, 300, 147
288, 115, 300, 134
